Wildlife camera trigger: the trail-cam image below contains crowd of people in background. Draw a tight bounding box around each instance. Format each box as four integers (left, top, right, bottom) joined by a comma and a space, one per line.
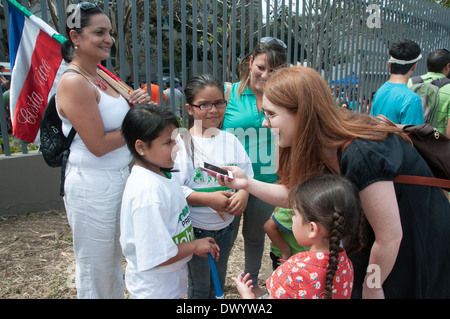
14, 2, 450, 300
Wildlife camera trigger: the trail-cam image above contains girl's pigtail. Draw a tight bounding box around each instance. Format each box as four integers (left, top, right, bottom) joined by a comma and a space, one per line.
323, 210, 345, 299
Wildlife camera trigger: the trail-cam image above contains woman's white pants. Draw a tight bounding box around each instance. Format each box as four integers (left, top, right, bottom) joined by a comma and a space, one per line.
63, 164, 129, 299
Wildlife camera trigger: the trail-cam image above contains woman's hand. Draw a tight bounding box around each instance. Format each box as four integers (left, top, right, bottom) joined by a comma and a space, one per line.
215, 166, 250, 190
128, 88, 152, 106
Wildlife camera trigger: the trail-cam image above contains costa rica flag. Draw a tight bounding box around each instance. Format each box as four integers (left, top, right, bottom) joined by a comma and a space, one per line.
8, 0, 68, 144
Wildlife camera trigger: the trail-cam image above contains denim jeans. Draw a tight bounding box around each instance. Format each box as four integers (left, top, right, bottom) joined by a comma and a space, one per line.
232, 194, 275, 287
187, 223, 234, 299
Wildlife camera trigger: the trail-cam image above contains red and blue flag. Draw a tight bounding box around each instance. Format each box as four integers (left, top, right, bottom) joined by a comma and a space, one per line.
8, 0, 67, 143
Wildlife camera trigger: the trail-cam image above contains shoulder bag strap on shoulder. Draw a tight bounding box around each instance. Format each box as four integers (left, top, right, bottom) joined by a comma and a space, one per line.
60, 68, 80, 141
410, 75, 423, 85
340, 135, 450, 190
67, 127, 76, 143
62, 68, 95, 88
394, 175, 450, 189
431, 77, 450, 88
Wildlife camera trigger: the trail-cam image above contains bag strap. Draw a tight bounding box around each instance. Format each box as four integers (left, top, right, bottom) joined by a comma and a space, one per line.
430, 77, 450, 89
410, 75, 424, 85
61, 68, 95, 89
67, 127, 76, 143
394, 175, 450, 189
375, 114, 397, 127
57, 69, 80, 197
60, 68, 82, 141
341, 138, 450, 189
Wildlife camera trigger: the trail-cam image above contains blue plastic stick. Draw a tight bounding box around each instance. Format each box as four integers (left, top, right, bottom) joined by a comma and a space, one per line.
208, 253, 224, 299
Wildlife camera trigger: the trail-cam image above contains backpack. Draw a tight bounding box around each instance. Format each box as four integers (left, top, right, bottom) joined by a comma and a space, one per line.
39, 69, 79, 196
374, 114, 450, 191
409, 75, 450, 127
39, 94, 76, 168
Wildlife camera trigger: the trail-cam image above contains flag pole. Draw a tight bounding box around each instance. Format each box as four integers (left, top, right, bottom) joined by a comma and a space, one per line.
208, 253, 224, 299
6, 0, 132, 99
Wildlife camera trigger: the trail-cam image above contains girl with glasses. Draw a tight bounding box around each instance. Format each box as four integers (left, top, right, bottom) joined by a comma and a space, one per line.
173, 74, 253, 298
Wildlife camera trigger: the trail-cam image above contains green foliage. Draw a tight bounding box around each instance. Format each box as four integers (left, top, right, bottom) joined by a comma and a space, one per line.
0, 137, 38, 155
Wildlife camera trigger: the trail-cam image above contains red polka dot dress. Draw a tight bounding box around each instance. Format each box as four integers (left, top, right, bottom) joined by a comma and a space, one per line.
266, 249, 353, 299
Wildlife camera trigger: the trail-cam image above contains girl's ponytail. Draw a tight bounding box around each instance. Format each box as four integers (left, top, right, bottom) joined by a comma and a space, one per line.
289, 174, 366, 299
324, 210, 345, 299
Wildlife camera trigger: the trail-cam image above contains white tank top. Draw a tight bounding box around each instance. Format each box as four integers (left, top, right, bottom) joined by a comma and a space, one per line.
56, 84, 132, 170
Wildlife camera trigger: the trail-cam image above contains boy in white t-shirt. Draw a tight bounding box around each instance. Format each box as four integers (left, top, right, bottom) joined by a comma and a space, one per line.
120, 104, 219, 299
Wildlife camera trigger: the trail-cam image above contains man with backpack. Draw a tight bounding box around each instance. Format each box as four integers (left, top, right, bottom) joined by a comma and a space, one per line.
408, 49, 450, 136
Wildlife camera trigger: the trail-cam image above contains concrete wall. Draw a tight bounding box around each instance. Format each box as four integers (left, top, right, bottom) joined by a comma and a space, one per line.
0, 151, 64, 216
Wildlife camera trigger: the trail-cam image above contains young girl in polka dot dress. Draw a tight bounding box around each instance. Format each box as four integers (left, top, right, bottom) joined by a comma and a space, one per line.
233, 175, 366, 299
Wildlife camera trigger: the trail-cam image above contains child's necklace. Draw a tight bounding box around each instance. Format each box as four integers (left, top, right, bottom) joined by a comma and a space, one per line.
71, 63, 108, 91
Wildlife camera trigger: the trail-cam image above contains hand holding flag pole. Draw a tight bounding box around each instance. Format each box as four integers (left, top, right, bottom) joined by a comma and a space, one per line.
96, 64, 132, 99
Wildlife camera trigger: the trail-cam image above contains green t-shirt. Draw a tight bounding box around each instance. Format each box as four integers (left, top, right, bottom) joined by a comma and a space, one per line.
222, 82, 278, 183
270, 207, 309, 257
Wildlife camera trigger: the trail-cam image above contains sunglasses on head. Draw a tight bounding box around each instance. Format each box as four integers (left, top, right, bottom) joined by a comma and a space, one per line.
77, 1, 97, 10
260, 37, 287, 49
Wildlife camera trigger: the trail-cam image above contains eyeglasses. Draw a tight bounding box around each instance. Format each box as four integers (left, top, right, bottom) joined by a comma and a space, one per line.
261, 107, 271, 126
260, 37, 287, 49
190, 100, 227, 111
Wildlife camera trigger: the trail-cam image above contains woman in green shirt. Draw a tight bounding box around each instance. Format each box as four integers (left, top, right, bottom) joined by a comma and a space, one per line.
222, 38, 287, 297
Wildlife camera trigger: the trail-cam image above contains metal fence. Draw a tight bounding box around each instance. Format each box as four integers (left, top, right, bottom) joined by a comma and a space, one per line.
1, 0, 450, 156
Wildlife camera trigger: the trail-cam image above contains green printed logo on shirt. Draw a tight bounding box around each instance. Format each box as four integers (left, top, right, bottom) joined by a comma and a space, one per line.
192, 164, 237, 185
193, 168, 212, 184
178, 205, 190, 223
172, 224, 194, 244
173, 205, 194, 244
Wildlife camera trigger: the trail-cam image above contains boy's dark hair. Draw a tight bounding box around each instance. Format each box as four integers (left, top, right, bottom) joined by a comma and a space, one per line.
121, 103, 179, 160
389, 39, 421, 75
427, 49, 450, 73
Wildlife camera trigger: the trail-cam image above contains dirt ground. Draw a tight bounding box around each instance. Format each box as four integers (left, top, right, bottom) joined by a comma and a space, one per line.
0, 209, 273, 299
